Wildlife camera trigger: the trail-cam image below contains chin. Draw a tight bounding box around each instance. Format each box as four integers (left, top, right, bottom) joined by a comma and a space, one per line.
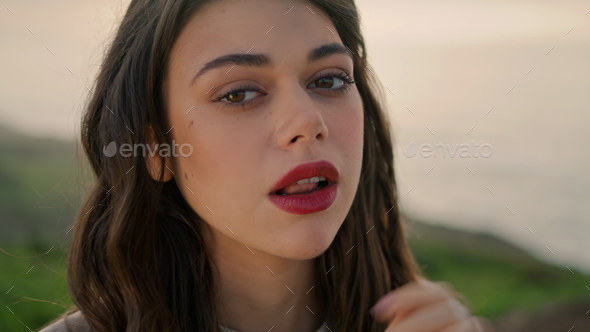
275, 223, 339, 260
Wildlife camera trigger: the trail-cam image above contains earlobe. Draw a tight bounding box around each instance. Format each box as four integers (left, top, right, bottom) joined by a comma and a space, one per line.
145, 125, 175, 182
146, 153, 175, 182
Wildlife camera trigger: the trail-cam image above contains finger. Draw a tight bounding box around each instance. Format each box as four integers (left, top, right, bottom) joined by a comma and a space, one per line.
439, 316, 488, 332
372, 285, 451, 322
448, 298, 472, 321
414, 279, 475, 321
383, 299, 460, 332
417, 278, 457, 295
473, 317, 497, 332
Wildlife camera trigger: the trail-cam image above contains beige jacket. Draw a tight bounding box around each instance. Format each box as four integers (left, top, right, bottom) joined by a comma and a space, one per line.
39, 311, 90, 332
39, 311, 330, 332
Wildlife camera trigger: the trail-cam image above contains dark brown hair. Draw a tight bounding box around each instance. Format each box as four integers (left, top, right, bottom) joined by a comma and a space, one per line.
63, 0, 423, 330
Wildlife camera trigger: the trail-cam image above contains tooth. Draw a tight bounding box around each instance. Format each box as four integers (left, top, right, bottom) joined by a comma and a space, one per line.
295, 176, 327, 185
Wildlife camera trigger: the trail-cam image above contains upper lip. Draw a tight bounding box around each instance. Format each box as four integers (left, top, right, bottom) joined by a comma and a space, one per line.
269, 160, 339, 194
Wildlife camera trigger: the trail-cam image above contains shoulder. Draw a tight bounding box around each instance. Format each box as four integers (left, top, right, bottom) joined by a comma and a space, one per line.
39, 310, 91, 332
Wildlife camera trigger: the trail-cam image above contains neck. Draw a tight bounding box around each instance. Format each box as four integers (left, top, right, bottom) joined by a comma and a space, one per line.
207, 227, 325, 332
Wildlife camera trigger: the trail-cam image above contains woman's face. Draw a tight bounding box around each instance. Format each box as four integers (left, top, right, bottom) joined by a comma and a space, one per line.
164, 0, 364, 260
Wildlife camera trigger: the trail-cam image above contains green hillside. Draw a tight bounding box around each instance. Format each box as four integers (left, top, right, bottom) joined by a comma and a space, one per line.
405, 219, 590, 318
0, 124, 89, 244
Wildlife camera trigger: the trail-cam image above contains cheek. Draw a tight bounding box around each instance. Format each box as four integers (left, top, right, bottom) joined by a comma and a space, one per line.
171, 118, 264, 214
336, 94, 364, 201
337, 94, 364, 156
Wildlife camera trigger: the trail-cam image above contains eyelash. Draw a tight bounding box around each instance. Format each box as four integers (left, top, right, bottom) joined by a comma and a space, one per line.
214, 71, 356, 110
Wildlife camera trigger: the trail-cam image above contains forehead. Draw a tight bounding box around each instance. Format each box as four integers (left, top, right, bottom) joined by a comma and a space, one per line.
169, 0, 343, 72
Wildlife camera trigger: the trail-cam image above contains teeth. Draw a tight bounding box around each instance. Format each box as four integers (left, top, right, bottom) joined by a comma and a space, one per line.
296, 176, 326, 185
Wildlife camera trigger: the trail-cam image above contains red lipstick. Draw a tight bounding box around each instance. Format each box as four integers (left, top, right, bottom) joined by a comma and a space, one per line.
268, 160, 339, 215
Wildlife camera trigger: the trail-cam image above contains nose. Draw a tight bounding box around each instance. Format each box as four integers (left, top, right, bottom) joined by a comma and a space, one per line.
274, 81, 329, 149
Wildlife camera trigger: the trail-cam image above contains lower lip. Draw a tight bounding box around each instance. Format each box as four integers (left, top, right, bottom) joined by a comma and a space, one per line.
268, 182, 338, 215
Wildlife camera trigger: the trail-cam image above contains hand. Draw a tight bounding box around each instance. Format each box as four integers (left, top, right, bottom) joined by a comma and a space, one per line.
369, 277, 487, 332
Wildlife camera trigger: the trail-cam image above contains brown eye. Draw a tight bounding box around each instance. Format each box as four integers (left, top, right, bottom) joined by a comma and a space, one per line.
219, 90, 260, 104
306, 72, 356, 96
310, 76, 346, 89
226, 91, 245, 103
308, 72, 355, 95
317, 77, 334, 88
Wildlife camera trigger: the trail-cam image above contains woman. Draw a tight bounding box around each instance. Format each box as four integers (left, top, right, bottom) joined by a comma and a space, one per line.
40, 0, 491, 331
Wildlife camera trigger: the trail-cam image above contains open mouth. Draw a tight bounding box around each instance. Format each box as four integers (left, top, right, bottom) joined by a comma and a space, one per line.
273, 179, 331, 196
268, 160, 339, 197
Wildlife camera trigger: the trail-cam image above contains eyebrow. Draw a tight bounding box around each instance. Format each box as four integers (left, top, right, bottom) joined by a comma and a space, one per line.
190, 43, 353, 86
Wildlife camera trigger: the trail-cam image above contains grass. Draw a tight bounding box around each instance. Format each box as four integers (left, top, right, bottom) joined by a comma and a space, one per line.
406, 219, 590, 318
2, 242, 73, 331
2, 221, 589, 330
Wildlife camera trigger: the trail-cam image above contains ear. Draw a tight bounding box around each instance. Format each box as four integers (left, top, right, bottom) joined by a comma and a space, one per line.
145, 125, 174, 182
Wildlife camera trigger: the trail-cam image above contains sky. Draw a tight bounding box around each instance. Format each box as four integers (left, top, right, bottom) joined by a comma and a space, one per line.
1, 0, 588, 139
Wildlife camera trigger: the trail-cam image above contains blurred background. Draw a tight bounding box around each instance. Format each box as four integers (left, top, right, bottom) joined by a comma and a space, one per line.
1, 0, 589, 331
